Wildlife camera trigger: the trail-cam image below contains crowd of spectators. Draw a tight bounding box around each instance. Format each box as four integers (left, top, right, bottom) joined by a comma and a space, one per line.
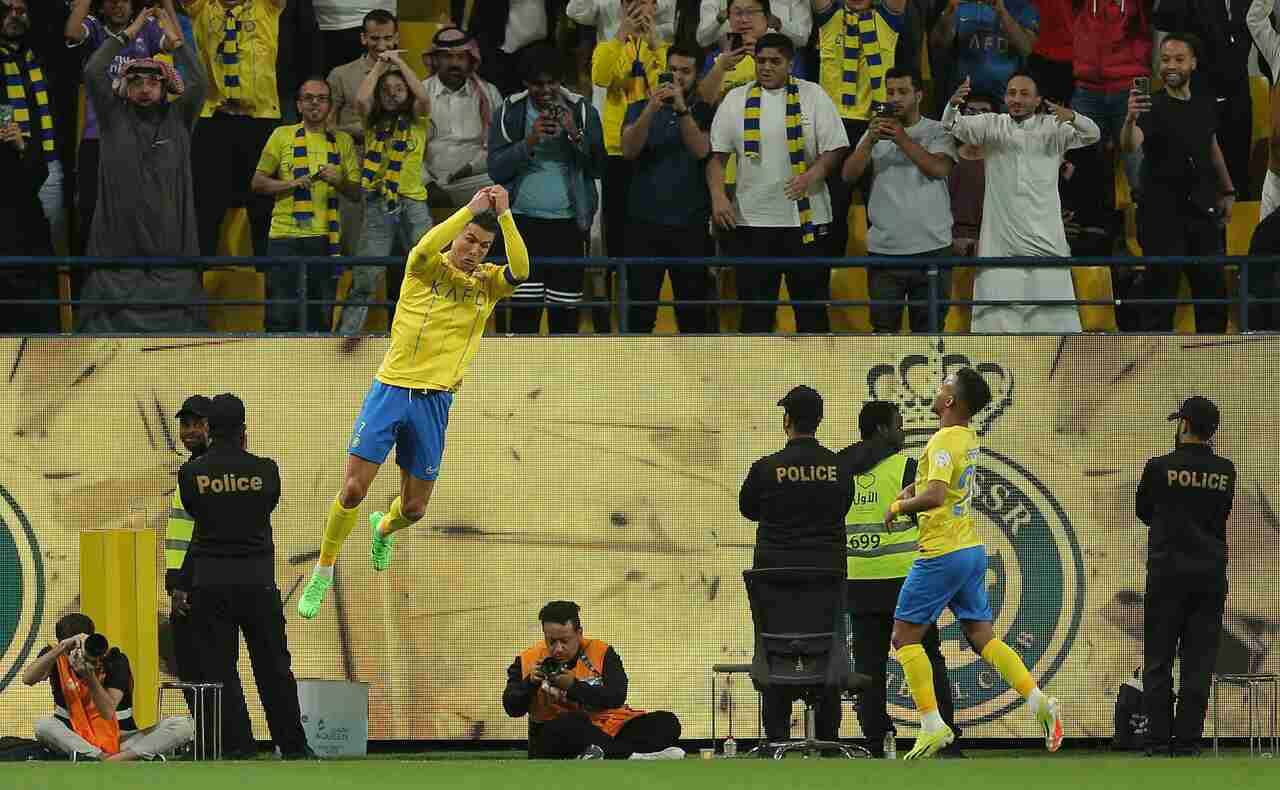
2, 0, 1279, 334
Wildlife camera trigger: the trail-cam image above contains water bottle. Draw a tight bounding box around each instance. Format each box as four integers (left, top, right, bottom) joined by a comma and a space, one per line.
883, 732, 896, 760
723, 736, 737, 758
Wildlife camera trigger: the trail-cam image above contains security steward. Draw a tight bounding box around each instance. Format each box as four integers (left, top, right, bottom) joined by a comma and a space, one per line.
179, 393, 311, 760
166, 395, 212, 686
739, 385, 855, 744
839, 401, 961, 758
1135, 396, 1236, 757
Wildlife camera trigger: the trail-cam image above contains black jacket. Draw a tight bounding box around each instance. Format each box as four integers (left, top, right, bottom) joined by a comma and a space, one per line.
740, 437, 854, 569
177, 440, 282, 587
1136, 443, 1236, 578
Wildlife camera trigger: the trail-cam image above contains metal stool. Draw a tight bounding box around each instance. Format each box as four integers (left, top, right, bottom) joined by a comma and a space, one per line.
1212, 673, 1278, 757
710, 663, 762, 752
159, 681, 223, 760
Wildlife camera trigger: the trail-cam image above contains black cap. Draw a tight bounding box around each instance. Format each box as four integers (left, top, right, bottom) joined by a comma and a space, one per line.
777, 385, 823, 424
207, 393, 246, 433
175, 395, 213, 420
1168, 396, 1219, 436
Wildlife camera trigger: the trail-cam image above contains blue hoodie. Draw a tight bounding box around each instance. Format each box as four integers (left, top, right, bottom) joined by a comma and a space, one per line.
487, 86, 606, 233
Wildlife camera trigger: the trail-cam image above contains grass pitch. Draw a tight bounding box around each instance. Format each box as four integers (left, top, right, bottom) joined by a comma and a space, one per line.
5, 752, 1278, 790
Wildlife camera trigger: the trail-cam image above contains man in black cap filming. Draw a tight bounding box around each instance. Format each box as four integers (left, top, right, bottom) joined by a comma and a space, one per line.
739, 385, 855, 744
179, 393, 310, 759
1135, 396, 1236, 757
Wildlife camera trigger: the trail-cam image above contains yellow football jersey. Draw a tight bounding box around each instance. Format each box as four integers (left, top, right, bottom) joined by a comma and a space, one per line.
914, 425, 982, 558
375, 208, 527, 393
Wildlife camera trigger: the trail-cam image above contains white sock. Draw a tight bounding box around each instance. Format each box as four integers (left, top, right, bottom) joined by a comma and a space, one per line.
1028, 687, 1048, 715
312, 564, 334, 580
921, 710, 945, 733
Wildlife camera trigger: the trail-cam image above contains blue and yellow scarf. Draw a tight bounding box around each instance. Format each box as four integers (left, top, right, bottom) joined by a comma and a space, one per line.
743, 77, 814, 245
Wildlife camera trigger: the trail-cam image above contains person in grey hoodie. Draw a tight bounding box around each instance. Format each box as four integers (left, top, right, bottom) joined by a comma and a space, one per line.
488, 42, 605, 334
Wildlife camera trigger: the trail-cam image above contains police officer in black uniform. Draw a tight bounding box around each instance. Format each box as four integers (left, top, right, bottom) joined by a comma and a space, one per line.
739, 385, 854, 743
1135, 396, 1236, 757
179, 393, 311, 760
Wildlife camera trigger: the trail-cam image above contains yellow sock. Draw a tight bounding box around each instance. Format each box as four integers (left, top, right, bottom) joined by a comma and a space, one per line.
896, 643, 938, 714
981, 639, 1038, 698
318, 496, 359, 567
379, 496, 413, 537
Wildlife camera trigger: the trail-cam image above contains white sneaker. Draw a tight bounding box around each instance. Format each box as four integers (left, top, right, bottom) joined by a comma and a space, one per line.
629, 746, 686, 760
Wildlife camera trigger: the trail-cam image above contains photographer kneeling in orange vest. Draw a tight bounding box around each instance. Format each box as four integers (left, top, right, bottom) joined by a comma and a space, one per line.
503, 601, 685, 760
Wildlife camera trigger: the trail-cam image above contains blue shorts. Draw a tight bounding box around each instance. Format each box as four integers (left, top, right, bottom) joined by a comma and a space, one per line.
348, 380, 453, 481
894, 545, 993, 625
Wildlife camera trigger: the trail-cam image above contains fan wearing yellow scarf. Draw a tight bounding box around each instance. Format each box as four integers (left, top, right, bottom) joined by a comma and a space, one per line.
707, 33, 849, 334
814, 0, 903, 264
338, 50, 433, 336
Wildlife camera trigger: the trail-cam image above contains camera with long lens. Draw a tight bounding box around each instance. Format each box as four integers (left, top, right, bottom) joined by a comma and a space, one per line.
77, 633, 109, 670
539, 656, 573, 677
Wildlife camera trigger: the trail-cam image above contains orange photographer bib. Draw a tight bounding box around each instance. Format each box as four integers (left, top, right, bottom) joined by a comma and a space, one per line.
54, 649, 120, 755
519, 638, 645, 737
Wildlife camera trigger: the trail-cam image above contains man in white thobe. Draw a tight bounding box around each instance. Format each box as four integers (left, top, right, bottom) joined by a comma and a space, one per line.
942, 72, 1100, 333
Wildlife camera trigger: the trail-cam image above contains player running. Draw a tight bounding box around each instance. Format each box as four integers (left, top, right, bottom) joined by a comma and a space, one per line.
297, 185, 528, 619
885, 368, 1064, 758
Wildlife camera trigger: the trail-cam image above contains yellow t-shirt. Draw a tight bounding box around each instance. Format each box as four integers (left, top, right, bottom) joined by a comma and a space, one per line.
715, 56, 756, 186
362, 114, 430, 202
914, 425, 982, 559
592, 37, 668, 156
256, 124, 359, 239
818, 8, 900, 121
375, 208, 528, 393
188, 0, 283, 119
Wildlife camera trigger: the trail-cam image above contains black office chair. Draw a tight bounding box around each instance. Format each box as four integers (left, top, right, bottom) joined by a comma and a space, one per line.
743, 566, 873, 759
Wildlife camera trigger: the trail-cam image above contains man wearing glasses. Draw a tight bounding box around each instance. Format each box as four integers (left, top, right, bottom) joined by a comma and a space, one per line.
252, 78, 360, 332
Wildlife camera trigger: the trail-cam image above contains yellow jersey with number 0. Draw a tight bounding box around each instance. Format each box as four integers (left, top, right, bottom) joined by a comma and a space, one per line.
914, 425, 982, 558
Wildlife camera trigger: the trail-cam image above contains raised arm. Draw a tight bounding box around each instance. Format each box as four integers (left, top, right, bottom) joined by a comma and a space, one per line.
698, 0, 727, 47
931, 0, 962, 51
84, 35, 124, 124
491, 187, 530, 282
993, 0, 1036, 58
64, 0, 92, 44
1249, 0, 1280, 78
354, 58, 390, 119
171, 29, 209, 128
408, 193, 491, 268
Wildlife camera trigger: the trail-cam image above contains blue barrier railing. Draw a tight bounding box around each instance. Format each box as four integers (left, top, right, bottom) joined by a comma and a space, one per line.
2, 254, 1277, 334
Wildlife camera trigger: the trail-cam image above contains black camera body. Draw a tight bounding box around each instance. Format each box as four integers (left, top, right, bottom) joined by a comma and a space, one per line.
872, 101, 896, 118
84, 633, 109, 660
539, 656, 573, 677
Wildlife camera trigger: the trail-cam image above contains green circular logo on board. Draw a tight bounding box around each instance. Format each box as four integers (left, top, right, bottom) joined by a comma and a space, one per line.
0, 485, 46, 692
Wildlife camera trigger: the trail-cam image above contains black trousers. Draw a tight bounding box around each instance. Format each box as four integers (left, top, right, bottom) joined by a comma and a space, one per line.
1246, 208, 1280, 331
189, 584, 309, 757
1143, 571, 1227, 751
529, 711, 681, 759
827, 118, 871, 265
1136, 205, 1227, 333
191, 114, 277, 257
848, 580, 958, 748
761, 685, 842, 741
625, 221, 712, 333
1217, 87, 1254, 201
500, 216, 585, 334
721, 225, 830, 333
604, 156, 631, 259
171, 608, 235, 746
868, 248, 952, 333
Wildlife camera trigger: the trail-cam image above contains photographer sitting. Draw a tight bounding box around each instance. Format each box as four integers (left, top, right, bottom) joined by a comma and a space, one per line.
503, 601, 684, 760
22, 613, 194, 761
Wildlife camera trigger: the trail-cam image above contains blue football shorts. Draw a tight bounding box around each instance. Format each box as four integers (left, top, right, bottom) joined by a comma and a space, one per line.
347, 380, 452, 481
894, 544, 994, 624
